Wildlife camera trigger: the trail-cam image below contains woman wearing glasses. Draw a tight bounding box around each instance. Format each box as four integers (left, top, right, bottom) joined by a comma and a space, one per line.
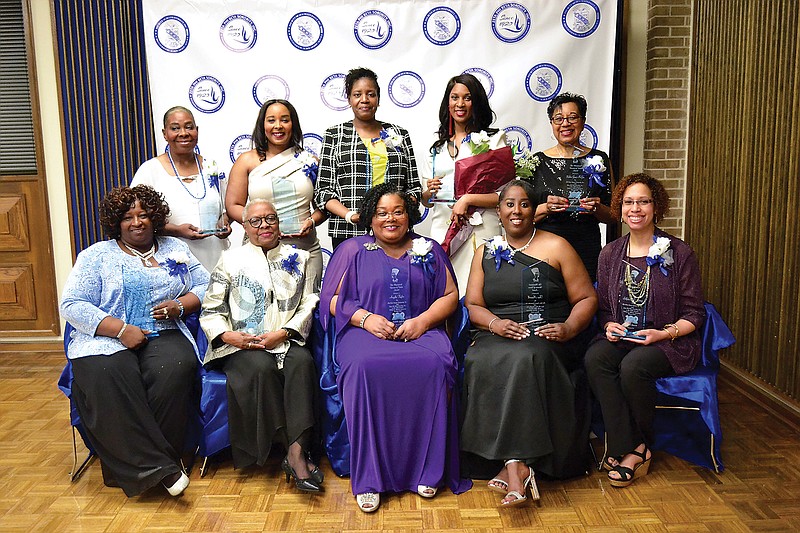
531, 92, 616, 281
318, 183, 470, 512
585, 173, 705, 488
200, 199, 322, 492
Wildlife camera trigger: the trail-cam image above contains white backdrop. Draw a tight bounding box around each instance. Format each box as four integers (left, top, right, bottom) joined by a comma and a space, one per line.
141, 0, 618, 250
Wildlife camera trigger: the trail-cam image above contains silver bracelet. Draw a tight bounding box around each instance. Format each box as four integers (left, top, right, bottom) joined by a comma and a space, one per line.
174, 298, 184, 318
359, 312, 373, 329
488, 317, 499, 335
116, 323, 128, 339
344, 210, 357, 224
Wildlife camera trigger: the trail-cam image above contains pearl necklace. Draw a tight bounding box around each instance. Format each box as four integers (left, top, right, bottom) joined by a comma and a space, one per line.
123, 242, 156, 266
166, 147, 206, 200
509, 228, 536, 256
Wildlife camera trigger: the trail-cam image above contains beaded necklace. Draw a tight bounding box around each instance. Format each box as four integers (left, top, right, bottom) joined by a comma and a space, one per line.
166, 147, 206, 200
624, 241, 650, 306
123, 242, 156, 266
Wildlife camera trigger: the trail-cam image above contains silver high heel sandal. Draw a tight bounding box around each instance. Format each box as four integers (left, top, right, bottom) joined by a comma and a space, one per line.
500, 459, 540, 506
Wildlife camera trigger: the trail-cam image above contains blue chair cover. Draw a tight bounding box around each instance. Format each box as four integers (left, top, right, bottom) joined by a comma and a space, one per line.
652, 302, 735, 472
59, 314, 210, 464
313, 300, 471, 478
57, 322, 96, 455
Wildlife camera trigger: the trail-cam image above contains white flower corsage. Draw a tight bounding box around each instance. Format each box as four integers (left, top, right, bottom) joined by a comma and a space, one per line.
485, 236, 515, 271
646, 236, 674, 276
582, 155, 607, 188
409, 237, 435, 276
378, 128, 403, 151
294, 150, 319, 185
467, 130, 491, 155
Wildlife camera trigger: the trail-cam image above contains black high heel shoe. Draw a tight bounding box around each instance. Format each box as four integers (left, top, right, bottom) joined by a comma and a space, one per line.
306, 452, 324, 485
281, 456, 321, 493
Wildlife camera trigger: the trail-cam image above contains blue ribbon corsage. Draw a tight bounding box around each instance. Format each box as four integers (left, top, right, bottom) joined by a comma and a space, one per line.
485, 237, 515, 271
410, 251, 436, 277
164, 258, 189, 278
208, 171, 225, 191
582, 163, 607, 188
282, 252, 302, 276
646, 236, 674, 276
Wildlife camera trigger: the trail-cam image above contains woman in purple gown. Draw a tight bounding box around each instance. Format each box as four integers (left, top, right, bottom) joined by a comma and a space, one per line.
319, 183, 470, 512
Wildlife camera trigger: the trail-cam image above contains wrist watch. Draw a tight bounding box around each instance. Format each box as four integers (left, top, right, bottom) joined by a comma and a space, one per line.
281, 327, 298, 341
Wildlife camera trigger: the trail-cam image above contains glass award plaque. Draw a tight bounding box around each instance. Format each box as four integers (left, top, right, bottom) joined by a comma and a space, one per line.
431, 169, 455, 203
614, 260, 648, 340
386, 264, 411, 329
198, 198, 222, 234
563, 158, 588, 213
520, 258, 548, 327
271, 176, 302, 234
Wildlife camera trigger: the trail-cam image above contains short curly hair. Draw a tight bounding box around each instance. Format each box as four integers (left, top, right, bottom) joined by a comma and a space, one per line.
99, 185, 170, 239
358, 182, 421, 230
546, 92, 588, 120
610, 173, 670, 223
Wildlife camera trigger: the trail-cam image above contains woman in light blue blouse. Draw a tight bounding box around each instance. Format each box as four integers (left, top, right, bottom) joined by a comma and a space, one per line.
60, 185, 209, 497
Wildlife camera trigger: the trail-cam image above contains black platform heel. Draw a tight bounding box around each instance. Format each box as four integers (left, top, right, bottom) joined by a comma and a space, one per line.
281, 456, 321, 493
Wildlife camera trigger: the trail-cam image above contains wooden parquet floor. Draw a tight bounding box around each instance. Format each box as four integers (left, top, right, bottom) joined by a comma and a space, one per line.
0, 350, 799, 532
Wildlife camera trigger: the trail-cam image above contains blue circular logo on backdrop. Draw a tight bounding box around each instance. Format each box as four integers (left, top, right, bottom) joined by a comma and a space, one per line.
252, 75, 290, 107
154, 15, 190, 53
229, 134, 252, 163
462, 67, 495, 99
287, 12, 324, 51
491, 3, 531, 43
320, 73, 349, 111
388, 71, 425, 108
580, 124, 599, 149
562, 0, 601, 38
302, 133, 323, 157
525, 63, 562, 102
422, 7, 461, 46
219, 14, 257, 52
503, 126, 533, 155
354, 10, 392, 49
189, 76, 225, 113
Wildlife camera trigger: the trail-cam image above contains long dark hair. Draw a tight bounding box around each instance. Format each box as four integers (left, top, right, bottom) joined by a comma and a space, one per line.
431, 73, 497, 153
251, 99, 304, 161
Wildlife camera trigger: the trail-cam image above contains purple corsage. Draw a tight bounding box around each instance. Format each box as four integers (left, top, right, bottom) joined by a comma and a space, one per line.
485, 236, 515, 271
582, 155, 607, 188
281, 252, 302, 276
646, 236, 674, 276
409, 237, 435, 277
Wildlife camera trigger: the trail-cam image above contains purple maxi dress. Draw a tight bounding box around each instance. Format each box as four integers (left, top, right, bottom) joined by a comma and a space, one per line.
320, 234, 471, 495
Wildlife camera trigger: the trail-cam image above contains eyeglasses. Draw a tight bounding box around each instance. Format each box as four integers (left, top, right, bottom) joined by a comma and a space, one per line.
247, 214, 279, 228
374, 210, 407, 220
550, 114, 583, 125
622, 199, 654, 207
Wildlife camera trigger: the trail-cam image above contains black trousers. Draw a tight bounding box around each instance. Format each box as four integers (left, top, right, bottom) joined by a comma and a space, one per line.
71, 330, 197, 496
220, 344, 316, 469
584, 339, 674, 457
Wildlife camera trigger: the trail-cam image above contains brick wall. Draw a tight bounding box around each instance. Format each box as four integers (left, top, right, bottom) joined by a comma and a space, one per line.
643, 0, 692, 237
